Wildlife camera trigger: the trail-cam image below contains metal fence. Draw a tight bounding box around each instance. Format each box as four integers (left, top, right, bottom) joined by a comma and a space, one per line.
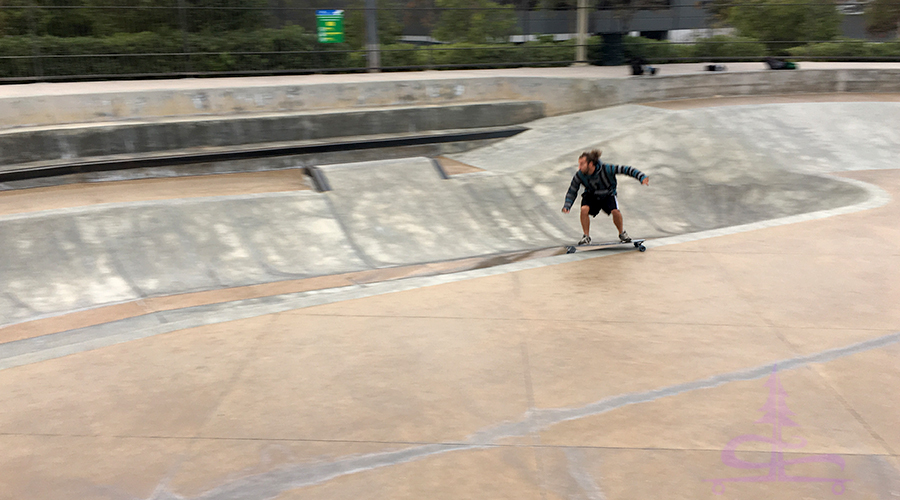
0, 0, 898, 82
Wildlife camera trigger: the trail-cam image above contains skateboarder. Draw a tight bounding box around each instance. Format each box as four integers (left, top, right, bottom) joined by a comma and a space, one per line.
561, 149, 649, 245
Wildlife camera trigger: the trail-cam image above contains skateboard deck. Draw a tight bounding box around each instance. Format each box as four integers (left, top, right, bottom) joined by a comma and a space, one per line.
566, 239, 646, 254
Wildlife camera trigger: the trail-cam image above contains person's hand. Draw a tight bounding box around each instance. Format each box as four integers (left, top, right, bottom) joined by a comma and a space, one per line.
642, 177, 650, 186
562, 207, 569, 214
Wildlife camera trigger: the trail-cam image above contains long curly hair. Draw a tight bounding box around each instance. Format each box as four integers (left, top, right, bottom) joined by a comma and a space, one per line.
579, 149, 602, 165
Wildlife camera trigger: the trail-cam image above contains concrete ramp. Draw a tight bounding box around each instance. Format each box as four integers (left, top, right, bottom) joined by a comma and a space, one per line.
0, 156, 574, 327
321, 157, 569, 267
0, 193, 367, 326
1, 101, 890, 328
464, 102, 882, 239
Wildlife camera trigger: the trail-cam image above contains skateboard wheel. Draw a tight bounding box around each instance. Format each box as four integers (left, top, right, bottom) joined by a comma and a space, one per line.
638, 245, 646, 252
566, 246, 576, 254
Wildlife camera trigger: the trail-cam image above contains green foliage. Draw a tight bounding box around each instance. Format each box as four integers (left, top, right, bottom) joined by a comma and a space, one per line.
189, 0, 270, 33
0, 1, 29, 36
432, 0, 519, 43
726, 0, 842, 53
0, 0, 269, 38
0, 31, 184, 77
610, 35, 768, 64
623, 35, 694, 63
0, 31, 579, 79
343, 0, 404, 49
0, 27, 358, 78
85, 0, 182, 37
786, 39, 900, 60
5, 27, 898, 80
865, 0, 900, 36
0, 0, 100, 37
517, 38, 576, 64
585, 35, 603, 65
0, 35, 39, 77
418, 42, 515, 67
869, 41, 900, 58
414, 38, 574, 68
186, 26, 352, 72
703, 0, 734, 28
379, 43, 420, 68
692, 35, 768, 60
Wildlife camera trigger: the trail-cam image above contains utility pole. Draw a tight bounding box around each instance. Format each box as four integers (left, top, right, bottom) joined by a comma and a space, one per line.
575, 0, 589, 64
366, 0, 381, 72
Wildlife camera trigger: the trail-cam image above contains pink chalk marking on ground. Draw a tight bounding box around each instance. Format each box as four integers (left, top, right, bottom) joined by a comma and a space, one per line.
705, 365, 850, 495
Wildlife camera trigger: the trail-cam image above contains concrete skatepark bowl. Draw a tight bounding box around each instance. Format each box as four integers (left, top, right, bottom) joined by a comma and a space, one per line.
0, 65, 899, 500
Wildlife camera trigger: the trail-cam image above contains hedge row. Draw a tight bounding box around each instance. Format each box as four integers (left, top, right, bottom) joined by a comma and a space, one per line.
786, 38, 900, 60
624, 35, 769, 63
2, 30, 899, 79
372, 39, 583, 69
625, 35, 900, 63
0, 27, 357, 78
0, 31, 585, 78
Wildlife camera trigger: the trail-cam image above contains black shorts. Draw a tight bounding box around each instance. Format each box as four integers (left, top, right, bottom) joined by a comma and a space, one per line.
581, 192, 618, 217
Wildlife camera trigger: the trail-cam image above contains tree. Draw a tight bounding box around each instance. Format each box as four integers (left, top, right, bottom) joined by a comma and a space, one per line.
700, 0, 735, 27
0, 0, 35, 36
400, 0, 438, 37
727, 0, 842, 52
180, 0, 270, 33
865, 0, 900, 37
86, 0, 182, 36
0, 0, 99, 37
343, 0, 404, 49
0, 0, 271, 37
433, 0, 518, 43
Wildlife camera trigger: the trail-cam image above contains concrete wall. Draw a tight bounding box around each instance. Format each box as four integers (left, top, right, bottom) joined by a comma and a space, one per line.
2, 68, 899, 131
0, 101, 544, 167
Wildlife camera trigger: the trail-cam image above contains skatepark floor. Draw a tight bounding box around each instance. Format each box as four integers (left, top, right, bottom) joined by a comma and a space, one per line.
0, 93, 899, 500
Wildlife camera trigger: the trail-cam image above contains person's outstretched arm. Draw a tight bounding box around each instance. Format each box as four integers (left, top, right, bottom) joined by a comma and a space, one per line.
561, 174, 583, 213
613, 164, 649, 185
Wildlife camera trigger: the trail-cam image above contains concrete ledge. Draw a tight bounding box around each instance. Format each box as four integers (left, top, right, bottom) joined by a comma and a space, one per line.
0, 126, 527, 184
1, 65, 897, 181
2, 66, 900, 130
529, 69, 900, 116
0, 101, 544, 166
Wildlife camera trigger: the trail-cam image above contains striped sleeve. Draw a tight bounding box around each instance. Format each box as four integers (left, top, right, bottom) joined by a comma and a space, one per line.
562, 173, 583, 210
613, 164, 647, 183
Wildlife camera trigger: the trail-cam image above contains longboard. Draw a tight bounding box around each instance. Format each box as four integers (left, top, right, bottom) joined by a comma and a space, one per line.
566, 239, 646, 254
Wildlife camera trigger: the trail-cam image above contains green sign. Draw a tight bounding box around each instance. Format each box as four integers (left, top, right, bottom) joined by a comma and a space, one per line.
316, 10, 344, 43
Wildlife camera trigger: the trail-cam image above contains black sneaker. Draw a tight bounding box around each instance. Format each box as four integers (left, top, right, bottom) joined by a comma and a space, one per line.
578, 235, 591, 245
619, 231, 632, 243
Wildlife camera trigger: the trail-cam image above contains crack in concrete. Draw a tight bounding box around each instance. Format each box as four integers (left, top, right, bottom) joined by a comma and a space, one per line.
145, 331, 900, 500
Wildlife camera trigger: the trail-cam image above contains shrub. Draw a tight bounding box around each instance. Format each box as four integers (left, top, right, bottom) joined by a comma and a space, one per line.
418, 42, 518, 68
518, 38, 575, 66
586, 35, 603, 65
726, 0, 842, 54
623, 36, 694, 63
380, 43, 420, 70
868, 41, 900, 59
786, 38, 900, 60
0, 27, 364, 78
692, 35, 768, 61
0, 33, 593, 78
